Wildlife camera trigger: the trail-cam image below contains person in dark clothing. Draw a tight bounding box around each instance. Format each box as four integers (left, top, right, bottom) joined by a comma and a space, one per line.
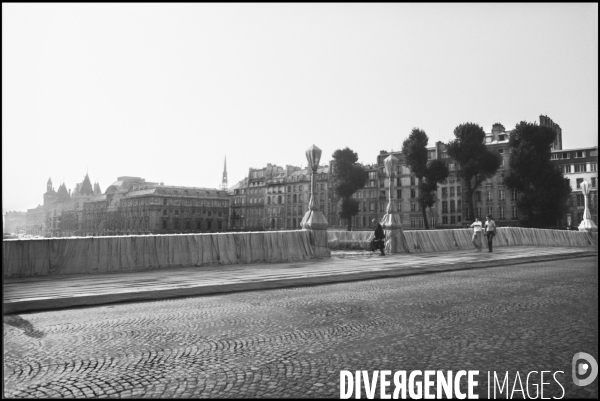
484, 215, 496, 252
370, 219, 385, 256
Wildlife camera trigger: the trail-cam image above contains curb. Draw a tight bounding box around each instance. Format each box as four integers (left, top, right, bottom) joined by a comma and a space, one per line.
4, 251, 597, 315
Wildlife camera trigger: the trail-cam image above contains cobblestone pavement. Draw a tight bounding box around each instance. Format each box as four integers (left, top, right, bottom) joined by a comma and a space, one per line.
4, 256, 598, 398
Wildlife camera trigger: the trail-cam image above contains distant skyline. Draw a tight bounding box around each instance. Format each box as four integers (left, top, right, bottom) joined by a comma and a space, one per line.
3, 3, 598, 213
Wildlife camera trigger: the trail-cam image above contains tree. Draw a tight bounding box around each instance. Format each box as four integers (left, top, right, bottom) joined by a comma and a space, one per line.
331, 147, 368, 230
402, 128, 449, 229
446, 123, 503, 220
505, 121, 571, 227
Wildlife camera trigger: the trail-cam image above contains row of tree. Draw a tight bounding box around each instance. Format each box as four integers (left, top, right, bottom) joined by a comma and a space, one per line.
330, 121, 571, 230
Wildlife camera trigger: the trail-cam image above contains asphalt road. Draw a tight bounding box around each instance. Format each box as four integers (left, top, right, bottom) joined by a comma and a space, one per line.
3, 256, 598, 398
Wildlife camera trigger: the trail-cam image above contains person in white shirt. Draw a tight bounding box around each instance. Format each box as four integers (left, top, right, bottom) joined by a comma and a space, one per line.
470, 217, 483, 252
485, 215, 497, 252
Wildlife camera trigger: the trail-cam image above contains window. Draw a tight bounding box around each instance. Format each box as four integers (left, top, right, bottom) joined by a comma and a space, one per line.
162, 219, 167, 229
577, 194, 585, 207
476, 192, 482, 202
575, 151, 586, 158
466, 207, 470, 219
498, 175, 505, 185
450, 187, 455, 197
370, 203, 375, 211
411, 202, 416, 212
207, 221, 212, 230
499, 207, 505, 220
397, 189, 402, 199
512, 206, 518, 220
442, 187, 448, 197
218, 221, 222, 230
418, 218, 424, 228
512, 189, 518, 201
411, 189, 416, 198
457, 186, 461, 195
185, 220, 190, 229
442, 216, 448, 224
163, 209, 167, 215
175, 210, 179, 216
592, 177, 597, 188
576, 178, 583, 189
499, 190, 505, 201
197, 220, 202, 230
486, 191, 493, 202
590, 163, 597, 172
457, 216, 462, 223
477, 207, 482, 219
450, 216, 456, 224
487, 207, 493, 218
429, 217, 436, 228
574, 164, 587, 173
174, 219, 180, 230
410, 176, 415, 186
411, 217, 417, 228
450, 200, 455, 213
442, 201, 448, 214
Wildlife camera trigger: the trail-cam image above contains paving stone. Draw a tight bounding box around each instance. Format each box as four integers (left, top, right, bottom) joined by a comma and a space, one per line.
3, 256, 597, 398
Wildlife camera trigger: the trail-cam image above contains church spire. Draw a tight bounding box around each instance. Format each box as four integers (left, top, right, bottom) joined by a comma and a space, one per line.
221, 156, 228, 190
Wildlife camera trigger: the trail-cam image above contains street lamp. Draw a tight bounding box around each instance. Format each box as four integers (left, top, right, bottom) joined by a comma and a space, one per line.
578, 180, 598, 232
300, 144, 330, 258
381, 154, 409, 253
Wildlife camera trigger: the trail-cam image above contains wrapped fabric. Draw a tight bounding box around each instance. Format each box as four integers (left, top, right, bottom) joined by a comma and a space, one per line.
3, 230, 323, 278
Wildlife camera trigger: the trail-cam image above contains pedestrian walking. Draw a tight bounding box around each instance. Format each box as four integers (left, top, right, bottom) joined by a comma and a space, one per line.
485, 215, 496, 252
470, 217, 483, 252
369, 219, 385, 256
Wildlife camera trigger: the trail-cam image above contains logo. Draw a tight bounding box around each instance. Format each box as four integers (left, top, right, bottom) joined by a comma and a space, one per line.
572, 352, 598, 386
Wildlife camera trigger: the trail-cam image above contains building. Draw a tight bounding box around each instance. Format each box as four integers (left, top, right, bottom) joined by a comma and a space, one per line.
20, 169, 229, 237
550, 146, 598, 227
81, 176, 229, 236
228, 163, 337, 231
3, 211, 26, 234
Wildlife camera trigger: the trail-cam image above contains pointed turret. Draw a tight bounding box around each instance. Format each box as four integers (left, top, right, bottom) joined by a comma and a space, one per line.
221, 156, 228, 190
79, 173, 94, 196
93, 182, 102, 195
44, 178, 57, 206
56, 183, 71, 203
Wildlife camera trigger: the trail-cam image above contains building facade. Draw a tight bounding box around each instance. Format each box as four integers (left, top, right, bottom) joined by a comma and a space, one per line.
80, 176, 229, 236
3, 211, 26, 234
550, 146, 598, 227
227, 163, 338, 231
18, 174, 228, 237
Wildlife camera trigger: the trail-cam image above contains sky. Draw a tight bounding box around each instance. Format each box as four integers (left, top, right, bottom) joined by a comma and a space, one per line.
2, 3, 598, 214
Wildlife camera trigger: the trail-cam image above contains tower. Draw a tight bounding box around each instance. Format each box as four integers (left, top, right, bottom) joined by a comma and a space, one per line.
46, 177, 53, 193
221, 156, 228, 190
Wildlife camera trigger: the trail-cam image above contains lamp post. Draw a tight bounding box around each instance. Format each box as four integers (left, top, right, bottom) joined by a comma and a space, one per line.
578, 180, 598, 232
300, 144, 330, 257
381, 154, 409, 253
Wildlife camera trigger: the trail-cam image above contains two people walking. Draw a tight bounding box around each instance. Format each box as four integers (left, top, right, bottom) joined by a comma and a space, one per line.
470, 215, 496, 252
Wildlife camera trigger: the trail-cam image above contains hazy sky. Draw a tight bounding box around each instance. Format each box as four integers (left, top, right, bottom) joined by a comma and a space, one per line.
3, 3, 598, 214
